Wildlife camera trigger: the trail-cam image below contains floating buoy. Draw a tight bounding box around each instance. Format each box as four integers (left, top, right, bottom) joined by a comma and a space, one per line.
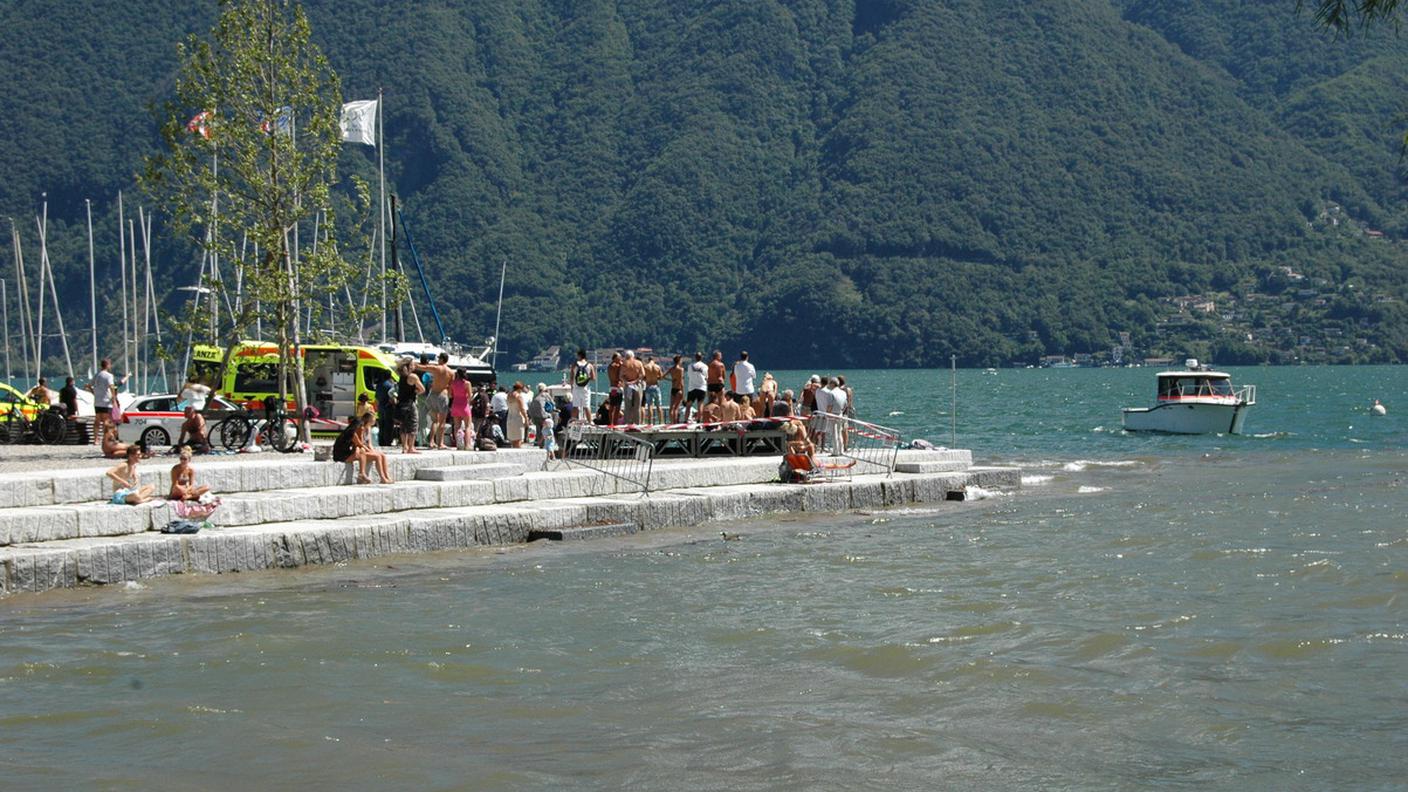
1371, 399, 1387, 417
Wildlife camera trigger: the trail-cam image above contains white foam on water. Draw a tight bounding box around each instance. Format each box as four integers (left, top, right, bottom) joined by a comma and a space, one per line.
122, 581, 147, 591
1063, 459, 1140, 472
887, 410, 905, 416
964, 485, 1011, 500
1021, 474, 1053, 486
1077, 485, 1107, 494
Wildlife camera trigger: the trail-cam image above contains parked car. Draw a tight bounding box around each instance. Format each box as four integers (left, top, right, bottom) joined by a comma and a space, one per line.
116, 393, 240, 449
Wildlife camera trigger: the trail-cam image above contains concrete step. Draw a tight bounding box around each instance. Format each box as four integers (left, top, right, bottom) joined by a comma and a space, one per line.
414, 463, 527, 481
0, 447, 547, 508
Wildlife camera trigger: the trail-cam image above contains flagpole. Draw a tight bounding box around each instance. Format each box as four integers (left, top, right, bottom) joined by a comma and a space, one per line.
86, 198, 97, 375
378, 87, 387, 343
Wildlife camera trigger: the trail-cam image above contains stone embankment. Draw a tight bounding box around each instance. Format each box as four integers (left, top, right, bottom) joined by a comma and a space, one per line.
0, 447, 1018, 596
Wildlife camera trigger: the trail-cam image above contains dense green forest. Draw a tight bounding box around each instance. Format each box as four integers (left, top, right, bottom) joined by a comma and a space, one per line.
2, 0, 1407, 371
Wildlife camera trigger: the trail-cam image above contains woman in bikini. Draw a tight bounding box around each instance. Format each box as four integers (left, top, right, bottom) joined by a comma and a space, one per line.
168, 446, 211, 502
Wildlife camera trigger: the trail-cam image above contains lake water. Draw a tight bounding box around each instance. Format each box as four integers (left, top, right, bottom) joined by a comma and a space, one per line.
2, 366, 1405, 790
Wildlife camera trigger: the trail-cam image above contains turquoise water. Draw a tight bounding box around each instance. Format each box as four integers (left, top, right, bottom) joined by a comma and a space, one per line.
1, 366, 1405, 790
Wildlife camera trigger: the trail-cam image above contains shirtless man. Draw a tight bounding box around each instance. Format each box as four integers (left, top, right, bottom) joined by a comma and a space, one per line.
666, 354, 685, 423
642, 355, 664, 425
718, 392, 741, 425
176, 406, 210, 454
168, 447, 211, 501
706, 350, 727, 405
26, 377, 55, 406
620, 350, 646, 425
699, 398, 722, 426
606, 352, 624, 426
414, 352, 455, 450
106, 446, 156, 505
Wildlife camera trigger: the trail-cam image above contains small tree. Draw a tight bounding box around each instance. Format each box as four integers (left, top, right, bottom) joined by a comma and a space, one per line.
144, 0, 357, 443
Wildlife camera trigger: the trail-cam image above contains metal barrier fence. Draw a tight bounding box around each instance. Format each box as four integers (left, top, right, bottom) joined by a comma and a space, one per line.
550, 423, 655, 494
810, 412, 902, 476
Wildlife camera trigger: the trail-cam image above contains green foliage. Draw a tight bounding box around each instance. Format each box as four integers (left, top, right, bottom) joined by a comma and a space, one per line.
3, 0, 1408, 371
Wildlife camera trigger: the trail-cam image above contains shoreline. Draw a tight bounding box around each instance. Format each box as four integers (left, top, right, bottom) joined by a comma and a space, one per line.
0, 446, 1018, 597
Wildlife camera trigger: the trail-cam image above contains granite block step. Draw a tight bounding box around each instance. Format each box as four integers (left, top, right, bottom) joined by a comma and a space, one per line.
414, 463, 528, 482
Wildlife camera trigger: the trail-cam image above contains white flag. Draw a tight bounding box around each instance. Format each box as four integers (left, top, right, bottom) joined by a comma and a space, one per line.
340, 99, 378, 146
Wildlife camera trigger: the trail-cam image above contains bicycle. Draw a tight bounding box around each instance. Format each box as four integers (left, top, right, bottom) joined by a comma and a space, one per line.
211, 398, 298, 452
0, 404, 68, 445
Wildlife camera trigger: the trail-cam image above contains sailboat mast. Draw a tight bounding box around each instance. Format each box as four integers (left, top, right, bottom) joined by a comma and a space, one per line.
11, 220, 33, 382
86, 198, 96, 375
492, 258, 506, 369
33, 204, 47, 381
2, 278, 10, 381
118, 192, 129, 377
378, 86, 387, 343
38, 203, 74, 380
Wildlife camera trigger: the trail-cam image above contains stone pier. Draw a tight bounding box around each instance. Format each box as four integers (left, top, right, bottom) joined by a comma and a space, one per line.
0, 447, 1018, 596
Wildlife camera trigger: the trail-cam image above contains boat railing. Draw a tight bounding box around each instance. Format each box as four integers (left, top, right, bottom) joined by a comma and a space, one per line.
810, 412, 903, 476
1236, 384, 1256, 405
549, 422, 654, 495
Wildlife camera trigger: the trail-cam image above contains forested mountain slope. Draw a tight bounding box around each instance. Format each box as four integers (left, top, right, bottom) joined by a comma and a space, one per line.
2, 0, 1406, 368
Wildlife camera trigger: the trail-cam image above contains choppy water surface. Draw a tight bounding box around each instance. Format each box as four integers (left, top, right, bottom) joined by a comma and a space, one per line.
2, 366, 1406, 790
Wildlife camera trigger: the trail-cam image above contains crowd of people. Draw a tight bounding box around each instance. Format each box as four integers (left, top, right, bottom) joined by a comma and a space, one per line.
563, 347, 857, 429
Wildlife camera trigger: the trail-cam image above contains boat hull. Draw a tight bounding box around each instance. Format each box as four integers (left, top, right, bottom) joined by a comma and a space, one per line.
1122, 401, 1251, 434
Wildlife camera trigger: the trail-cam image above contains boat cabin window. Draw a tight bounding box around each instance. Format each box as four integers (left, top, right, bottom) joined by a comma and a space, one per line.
1159, 376, 1232, 397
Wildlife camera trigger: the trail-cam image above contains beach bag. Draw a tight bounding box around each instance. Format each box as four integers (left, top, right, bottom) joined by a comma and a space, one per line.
162, 519, 204, 534
110, 397, 123, 422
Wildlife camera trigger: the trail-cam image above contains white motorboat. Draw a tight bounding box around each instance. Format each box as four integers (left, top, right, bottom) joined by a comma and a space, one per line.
1122, 359, 1255, 434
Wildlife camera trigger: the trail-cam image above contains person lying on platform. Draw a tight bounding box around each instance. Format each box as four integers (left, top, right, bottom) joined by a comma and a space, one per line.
168, 446, 211, 502
106, 446, 156, 505
176, 406, 210, 454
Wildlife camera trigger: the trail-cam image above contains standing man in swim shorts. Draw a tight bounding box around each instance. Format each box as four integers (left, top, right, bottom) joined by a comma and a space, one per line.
666, 354, 685, 423
642, 355, 664, 425
414, 352, 455, 450
707, 350, 726, 406
87, 358, 118, 446
619, 350, 645, 425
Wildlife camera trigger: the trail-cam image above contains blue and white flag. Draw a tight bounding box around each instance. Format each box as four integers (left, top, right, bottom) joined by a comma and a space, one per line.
339, 100, 378, 146
259, 106, 293, 136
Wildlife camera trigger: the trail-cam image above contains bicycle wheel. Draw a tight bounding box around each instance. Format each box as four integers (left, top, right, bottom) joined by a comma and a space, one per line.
266, 418, 297, 452
0, 412, 19, 444
218, 415, 253, 451
35, 411, 66, 445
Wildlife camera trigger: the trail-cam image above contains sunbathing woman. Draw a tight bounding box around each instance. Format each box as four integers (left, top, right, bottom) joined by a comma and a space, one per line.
106, 446, 157, 505
168, 446, 211, 501
353, 412, 393, 483
101, 424, 147, 459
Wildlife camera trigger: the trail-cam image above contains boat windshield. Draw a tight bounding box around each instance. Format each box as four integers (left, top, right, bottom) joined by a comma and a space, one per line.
1159, 376, 1233, 398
